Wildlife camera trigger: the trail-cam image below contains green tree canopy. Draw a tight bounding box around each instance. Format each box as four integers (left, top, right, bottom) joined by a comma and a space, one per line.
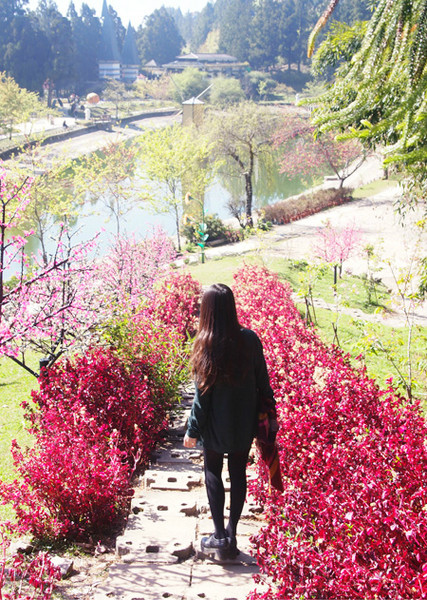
102, 78, 136, 119
137, 123, 214, 251
311, 20, 367, 79
34, 0, 75, 90
209, 76, 245, 106
137, 7, 184, 66
204, 102, 279, 226
170, 68, 209, 103
2, 14, 50, 91
0, 72, 45, 138
0, 0, 28, 22
68, 2, 101, 86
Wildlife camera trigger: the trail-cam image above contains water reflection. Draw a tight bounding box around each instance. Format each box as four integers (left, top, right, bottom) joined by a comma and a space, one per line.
15, 160, 312, 265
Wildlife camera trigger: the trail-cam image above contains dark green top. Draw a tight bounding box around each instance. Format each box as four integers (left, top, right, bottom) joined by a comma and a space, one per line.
186, 328, 274, 453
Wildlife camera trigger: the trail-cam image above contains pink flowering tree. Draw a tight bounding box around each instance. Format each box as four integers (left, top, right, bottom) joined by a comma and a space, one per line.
312, 219, 363, 276
0, 162, 179, 376
95, 228, 177, 317
273, 110, 365, 188
0, 167, 101, 376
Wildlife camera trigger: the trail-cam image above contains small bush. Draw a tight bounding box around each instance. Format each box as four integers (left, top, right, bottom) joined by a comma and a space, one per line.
182, 214, 228, 244
210, 76, 245, 106
224, 226, 244, 243
171, 68, 209, 103
272, 68, 313, 91
1, 529, 61, 599
261, 187, 353, 225
151, 271, 202, 340
243, 71, 277, 100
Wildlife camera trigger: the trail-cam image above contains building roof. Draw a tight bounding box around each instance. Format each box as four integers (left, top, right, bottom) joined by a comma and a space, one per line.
175, 53, 238, 63
121, 23, 139, 66
182, 97, 205, 105
99, 0, 121, 63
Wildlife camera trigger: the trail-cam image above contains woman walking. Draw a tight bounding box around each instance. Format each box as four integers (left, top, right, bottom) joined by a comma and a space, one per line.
183, 283, 274, 559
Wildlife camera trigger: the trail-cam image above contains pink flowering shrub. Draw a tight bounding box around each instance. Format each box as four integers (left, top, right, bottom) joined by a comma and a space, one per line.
1, 528, 60, 599
232, 265, 427, 599
96, 229, 176, 315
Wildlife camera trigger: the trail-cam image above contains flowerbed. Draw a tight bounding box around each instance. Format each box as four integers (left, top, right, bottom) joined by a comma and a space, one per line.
233, 265, 427, 599
261, 187, 352, 225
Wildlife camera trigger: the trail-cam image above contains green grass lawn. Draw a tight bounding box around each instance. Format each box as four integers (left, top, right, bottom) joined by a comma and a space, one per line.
187, 253, 390, 314
352, 178, 400, 198
0, 355, 39, 522
302, 306, 427, 397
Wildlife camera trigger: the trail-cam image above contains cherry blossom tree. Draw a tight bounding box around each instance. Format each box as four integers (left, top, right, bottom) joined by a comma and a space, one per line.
0, 166, 99, 376
94, 228, 176, 317
274, 109, 365, 188
312, 219, 363, 276
0, 158, 178, 377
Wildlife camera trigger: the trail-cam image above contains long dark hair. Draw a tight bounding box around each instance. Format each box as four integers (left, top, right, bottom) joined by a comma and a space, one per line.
190, 283, 244, 393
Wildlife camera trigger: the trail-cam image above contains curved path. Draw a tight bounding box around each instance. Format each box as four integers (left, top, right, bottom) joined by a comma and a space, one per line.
202, 178, 427, 326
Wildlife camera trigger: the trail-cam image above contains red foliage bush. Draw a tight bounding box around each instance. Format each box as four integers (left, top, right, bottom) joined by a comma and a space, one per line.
233, 265, 427, 599
150, 271, 202, 340
0, 270, 203, 542
33, 348, 169, 463
0, 348, 172, 540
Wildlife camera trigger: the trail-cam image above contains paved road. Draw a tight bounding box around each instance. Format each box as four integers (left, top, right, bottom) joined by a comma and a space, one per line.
8, 112, 181, 171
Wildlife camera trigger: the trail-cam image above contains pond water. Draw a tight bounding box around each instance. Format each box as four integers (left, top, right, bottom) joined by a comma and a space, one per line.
67, 162, 314, 255
11, 157, 317, 274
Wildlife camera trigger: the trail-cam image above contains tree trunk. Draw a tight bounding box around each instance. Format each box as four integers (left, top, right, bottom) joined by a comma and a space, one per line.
245, 148, 255, 227
245, 173, 253, 227
174, 205, 181, 252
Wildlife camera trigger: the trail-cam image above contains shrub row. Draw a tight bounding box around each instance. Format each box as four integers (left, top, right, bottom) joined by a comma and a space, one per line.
0, 272, 201, 542
260, 187, 353, 225
232, 265, 427, 599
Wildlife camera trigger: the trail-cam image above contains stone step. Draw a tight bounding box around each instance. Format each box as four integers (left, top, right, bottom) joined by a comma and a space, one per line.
93, 561, 267, 600
93, 402, 266, 600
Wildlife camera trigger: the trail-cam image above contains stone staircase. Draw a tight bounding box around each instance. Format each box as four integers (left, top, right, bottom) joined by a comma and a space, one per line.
93, 392, 267, 600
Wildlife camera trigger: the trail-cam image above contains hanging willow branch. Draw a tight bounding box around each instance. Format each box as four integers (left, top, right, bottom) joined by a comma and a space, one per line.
307, 0, 341, 58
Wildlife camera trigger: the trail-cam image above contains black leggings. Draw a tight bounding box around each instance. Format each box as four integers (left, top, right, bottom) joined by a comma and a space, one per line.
203, 447, 250, 539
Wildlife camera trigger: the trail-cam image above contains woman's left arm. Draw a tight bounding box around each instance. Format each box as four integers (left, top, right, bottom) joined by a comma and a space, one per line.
184, 386, 212, 446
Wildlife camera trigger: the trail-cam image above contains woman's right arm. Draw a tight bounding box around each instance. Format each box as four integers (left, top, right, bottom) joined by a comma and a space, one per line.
253, 333, 274, 401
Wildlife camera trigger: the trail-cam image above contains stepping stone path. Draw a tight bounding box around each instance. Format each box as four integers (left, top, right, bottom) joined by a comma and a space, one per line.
93, 391, 268, 600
